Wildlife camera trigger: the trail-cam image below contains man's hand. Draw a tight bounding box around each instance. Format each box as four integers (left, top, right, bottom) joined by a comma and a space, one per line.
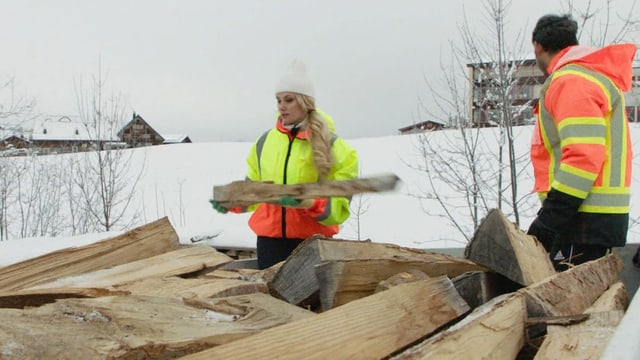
527, 188, 583, 251
527, 217, 557, 252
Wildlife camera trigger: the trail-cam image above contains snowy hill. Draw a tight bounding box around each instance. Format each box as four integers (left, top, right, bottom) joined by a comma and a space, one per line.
1, 124, 640, 267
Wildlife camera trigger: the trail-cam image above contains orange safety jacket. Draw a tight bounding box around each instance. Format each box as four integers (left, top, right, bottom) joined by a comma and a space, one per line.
244, 111, 358, 239
531, 44, 635, 214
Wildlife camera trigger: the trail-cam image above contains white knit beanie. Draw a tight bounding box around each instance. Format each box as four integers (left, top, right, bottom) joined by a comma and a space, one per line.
275, 60, 315, 98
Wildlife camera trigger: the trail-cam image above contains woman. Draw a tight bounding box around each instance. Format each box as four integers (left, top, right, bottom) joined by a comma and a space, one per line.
211, 60, 358, 269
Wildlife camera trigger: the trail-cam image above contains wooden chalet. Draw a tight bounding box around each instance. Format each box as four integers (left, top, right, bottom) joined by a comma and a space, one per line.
117, 112, 165, 148
0, 133, 30, 154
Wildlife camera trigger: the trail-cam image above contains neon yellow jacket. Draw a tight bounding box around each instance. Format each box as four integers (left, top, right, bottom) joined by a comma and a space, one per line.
245, 110, 358, 239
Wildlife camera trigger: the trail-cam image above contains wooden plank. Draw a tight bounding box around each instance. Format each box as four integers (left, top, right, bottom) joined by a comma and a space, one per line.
0, 293, 315, 358
315, 258, 484, 311
28, 245, 232, 290
518, 253, 623, 318
269, 236, 484, 308
213, 173, 400, 208
391, 292, 526, 360
182, 277, 470, 360
0, 217, 180, 292
465, 208, 556, 286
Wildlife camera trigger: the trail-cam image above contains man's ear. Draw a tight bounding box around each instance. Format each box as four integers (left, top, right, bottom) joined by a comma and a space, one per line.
533, 42, 544, 56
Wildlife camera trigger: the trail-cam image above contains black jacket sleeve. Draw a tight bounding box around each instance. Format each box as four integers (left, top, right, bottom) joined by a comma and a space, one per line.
527, 188, 583, 250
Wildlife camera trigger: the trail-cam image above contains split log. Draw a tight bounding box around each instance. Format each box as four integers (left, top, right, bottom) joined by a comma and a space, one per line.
533, 281, 628, 360
204, 268, 262, 281
518, 253, 623, 318
0, 287, 130, 309
451, 271, 521, 310
114, 276, 268, 298
533, 311, 625, 360
585, 281, 628, 313
182, 277, 470, 360
315, 258, 484, 311
391, 292, 526, 360
269, 236, 484, 308
0, 293, 314, 359
29, 245, 232, 290
0, 247, 235, 308
0, 217, 179, 292
465, 208, 556, 286
374, 270, 430, 293
213, 173, 400, 208
372, 270, 520, 311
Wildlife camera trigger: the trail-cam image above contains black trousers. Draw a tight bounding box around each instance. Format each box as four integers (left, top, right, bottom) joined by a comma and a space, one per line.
549, 243, 610, 271
256, 236, 304, 270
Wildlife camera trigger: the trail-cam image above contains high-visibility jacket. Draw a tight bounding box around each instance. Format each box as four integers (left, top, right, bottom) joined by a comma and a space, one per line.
245, 110, 358, 239
531, 44, 635, 214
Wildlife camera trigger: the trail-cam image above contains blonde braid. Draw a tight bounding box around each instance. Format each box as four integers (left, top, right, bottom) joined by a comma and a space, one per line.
296, 94, 334, 180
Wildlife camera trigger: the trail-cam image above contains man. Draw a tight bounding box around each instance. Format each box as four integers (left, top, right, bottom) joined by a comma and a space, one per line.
527, 14, 636, 270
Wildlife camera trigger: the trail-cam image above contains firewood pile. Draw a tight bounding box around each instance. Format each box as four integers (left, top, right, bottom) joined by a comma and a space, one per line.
0, 209, 628, 359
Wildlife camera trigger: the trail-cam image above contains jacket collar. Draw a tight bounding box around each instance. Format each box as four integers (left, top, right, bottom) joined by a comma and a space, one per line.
276, 118, 312, 140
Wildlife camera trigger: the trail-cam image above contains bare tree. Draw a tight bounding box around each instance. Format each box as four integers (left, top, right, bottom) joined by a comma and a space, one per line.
0, 76, 35, 240
0, 76, 34, 122
71, 67, 144, 232
411, 0, 638, 242
0, 157, 21, 240
412, 0, 534, 241
15, 157, 66, 237
349, 193, 370, 240
63, 156, 93, 235
561, 0, 639, 46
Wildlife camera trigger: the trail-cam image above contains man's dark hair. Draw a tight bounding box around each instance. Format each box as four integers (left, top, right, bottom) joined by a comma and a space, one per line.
532, 14, 579, 53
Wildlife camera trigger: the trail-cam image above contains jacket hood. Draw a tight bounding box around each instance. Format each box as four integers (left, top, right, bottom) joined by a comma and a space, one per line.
549, 43, 637, 92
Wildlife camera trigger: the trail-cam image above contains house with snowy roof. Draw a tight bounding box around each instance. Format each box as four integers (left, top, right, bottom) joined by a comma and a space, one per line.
162, 134, 192, 144
29, 116, 117, 155
117, 113, 165, 148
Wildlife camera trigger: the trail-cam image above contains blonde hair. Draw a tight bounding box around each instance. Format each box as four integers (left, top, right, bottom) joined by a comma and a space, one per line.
295, 94, 334, 180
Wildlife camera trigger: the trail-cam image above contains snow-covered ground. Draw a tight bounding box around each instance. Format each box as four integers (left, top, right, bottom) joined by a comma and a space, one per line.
2, 124, 640, 267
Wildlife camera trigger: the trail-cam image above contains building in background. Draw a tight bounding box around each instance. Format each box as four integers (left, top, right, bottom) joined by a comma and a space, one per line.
397, 120, 446, 135
28, 116, 117, 155
162, 134, 192, 144
625, 63, 640, 123
117, 113, 165, 148
467, 59, 546, 128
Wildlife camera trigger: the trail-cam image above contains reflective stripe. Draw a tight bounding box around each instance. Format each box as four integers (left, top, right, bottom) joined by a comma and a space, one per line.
553, 163, 598, 198
255, 131, 270, 177
558, 119, 606, 147
538, 64, 630, 213
315, 197, 332, 221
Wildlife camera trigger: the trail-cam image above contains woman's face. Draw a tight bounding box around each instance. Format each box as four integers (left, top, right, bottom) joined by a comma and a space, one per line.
276, 92, 306, 126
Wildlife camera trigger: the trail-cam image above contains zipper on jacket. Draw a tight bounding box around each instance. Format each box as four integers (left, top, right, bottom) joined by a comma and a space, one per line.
281, 127, 299, 239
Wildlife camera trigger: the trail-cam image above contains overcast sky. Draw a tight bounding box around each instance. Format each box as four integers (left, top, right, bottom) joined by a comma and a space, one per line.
1, 0, 638, 142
